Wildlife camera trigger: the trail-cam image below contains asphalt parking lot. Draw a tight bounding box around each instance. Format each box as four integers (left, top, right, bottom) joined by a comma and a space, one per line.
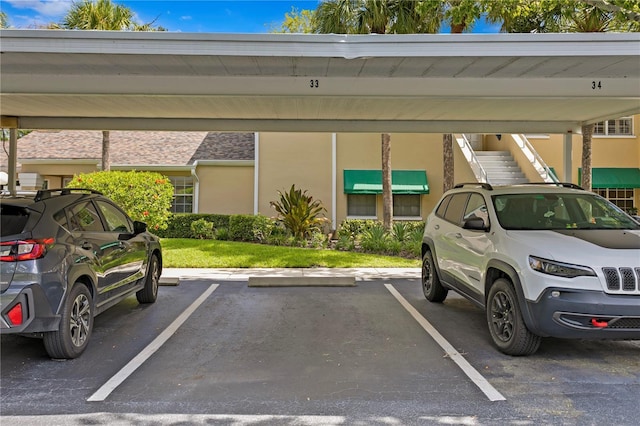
1, 273, 639, 425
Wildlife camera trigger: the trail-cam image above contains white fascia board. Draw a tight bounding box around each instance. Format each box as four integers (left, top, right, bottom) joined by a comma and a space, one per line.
110, 165, 193, 171
1, 30, 638, 59
193, 160, 254, 167
19, 158, 99, 165
16, 116, 584, 134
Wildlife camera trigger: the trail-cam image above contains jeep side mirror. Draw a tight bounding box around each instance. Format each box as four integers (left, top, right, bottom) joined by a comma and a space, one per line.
463, 217, 488, 231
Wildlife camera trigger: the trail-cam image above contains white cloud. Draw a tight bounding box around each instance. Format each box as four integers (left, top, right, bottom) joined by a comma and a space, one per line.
180, 15, 192, 21
5, 0, 71, 17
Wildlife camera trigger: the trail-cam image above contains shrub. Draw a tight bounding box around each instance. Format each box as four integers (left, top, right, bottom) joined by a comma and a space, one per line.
229, 214, 264, 242
214, 227, 230, 241
308, 231, 328, 249
337, 219, 378, 239
67, 171, 174, 231
386, 239, 403, 255
360, 224, 390, 253
190, 218, 214, 239
270, 185, 329, 240
391, 222, 410, 242
335, 235, 356, 251
156, 213, 230, 238
252, 214, 275, 243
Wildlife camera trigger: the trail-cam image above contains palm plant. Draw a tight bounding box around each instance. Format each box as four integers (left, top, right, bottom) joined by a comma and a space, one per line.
1, 11, 9, 28
359, 223, 390, 252
270, 185, 329, 240
63, 0, 134, 30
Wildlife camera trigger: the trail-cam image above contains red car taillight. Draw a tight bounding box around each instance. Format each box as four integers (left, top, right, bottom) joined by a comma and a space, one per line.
7, 303, 23, 326
0, 238, 55, 262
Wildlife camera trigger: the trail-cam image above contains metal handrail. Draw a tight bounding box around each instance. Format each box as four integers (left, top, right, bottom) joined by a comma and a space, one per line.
455, 134, 489, 183
511, 134, 558, 183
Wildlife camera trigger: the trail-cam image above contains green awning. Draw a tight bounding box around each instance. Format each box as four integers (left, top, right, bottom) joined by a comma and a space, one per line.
343, 170, 429, 194
579, 168, 640, 189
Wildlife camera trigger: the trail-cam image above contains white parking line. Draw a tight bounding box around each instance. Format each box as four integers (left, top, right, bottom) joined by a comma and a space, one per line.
384, 284, 506, 402
87, 284, 219, 402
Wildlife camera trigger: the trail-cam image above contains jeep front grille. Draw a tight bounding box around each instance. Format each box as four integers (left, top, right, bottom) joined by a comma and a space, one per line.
602, 267, 640, 294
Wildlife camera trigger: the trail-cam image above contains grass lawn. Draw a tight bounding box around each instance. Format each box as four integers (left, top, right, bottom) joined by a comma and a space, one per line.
162, 238, 420, 268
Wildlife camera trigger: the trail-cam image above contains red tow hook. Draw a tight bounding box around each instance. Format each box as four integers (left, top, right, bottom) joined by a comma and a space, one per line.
591, 318, 609, 328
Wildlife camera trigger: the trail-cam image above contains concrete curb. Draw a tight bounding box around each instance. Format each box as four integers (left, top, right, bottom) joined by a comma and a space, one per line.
160, 267, 420, 283
248, 275, 356, 287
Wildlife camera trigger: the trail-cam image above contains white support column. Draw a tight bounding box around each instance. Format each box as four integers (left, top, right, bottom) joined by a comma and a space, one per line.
9, 129, 18, 195
254, 132, 260, 215
332, 133, 337, 232
563, 133, 573, 183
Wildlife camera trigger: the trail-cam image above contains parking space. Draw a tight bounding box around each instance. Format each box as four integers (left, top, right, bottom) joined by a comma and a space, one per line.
2, 277, 639, 425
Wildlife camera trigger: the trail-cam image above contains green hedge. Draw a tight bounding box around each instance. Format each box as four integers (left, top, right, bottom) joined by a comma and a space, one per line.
156, 213, 274, 241
337, 219, 424, 238
155, 214, 230, 238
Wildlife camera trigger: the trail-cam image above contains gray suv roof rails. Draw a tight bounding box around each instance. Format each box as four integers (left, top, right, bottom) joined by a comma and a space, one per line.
454, 183, 494, 190
34, 188, 103, 201
512, 182, 584, 190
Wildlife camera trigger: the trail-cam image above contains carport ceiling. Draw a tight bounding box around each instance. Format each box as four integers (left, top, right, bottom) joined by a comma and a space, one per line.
1, 30, 639, 133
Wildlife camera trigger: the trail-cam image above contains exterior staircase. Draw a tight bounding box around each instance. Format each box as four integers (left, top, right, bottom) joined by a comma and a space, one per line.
474, 151, 529, 185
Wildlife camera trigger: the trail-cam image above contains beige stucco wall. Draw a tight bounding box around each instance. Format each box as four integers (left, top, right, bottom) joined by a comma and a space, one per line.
196, 165, 254, 215
527, 133, 640, 182
257, 132, 334, 224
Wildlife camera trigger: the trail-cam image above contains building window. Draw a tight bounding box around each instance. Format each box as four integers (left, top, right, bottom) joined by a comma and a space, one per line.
594, 188, 635, 213
594, 117, 633, 136
393, 194, 421, 218
170, 176, 193, 213
347, 194, 376, 217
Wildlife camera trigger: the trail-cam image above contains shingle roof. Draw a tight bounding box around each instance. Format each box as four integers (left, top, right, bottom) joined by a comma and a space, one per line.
2, 130, 255, 171
189, 132, 255, 163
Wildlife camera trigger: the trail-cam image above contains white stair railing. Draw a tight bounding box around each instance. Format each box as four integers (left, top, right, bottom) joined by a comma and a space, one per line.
511, 134, 558, 183
455, 134, 489, 183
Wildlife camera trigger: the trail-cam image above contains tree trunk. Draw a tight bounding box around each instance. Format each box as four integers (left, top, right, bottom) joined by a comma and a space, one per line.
101, 130, 110, 171
443, 133, 454, 192
451, 23, 466, 33
382, 133, 392, 230
581, 124, 593, 191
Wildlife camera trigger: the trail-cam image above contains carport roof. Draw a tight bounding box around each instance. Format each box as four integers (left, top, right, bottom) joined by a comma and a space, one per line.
1, 30, 639, 133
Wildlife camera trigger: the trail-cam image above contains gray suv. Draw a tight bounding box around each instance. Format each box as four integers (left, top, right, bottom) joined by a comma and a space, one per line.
422, 183, 640, 356
1, 189, 162, 359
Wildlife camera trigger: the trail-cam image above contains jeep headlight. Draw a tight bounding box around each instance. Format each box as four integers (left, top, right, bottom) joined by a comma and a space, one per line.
528, 256, 596, 278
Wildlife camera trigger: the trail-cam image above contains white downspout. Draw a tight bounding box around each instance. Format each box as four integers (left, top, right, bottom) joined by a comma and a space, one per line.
191, 160, 200, 213
332, 133, 337, 232
254, 133, 260, 215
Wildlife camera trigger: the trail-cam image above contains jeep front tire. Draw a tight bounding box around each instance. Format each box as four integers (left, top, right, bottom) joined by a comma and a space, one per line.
422, 250, 448, 302
486, 278, 541, 356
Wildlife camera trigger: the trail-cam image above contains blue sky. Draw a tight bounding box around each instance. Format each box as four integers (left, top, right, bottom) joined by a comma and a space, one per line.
1, 0, 501, 33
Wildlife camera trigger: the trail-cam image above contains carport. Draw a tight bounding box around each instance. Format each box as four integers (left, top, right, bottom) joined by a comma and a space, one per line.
1, 30, 639, 192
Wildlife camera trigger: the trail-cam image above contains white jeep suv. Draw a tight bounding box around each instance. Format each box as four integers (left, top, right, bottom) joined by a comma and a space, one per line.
421, 183, 640, 356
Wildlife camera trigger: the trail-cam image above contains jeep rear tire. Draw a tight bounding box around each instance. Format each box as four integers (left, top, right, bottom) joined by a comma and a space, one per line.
422, 250, 448, 302
486, 278, 541, 356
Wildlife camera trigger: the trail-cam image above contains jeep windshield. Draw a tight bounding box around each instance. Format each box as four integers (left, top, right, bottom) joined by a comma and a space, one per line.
493, 192, 640, 230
